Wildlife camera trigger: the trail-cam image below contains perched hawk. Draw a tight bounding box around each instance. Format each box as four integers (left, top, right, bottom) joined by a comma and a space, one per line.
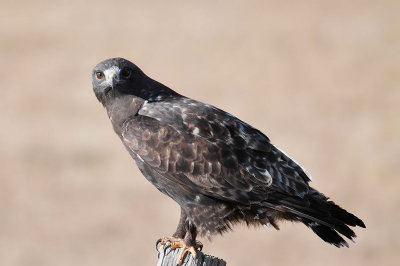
92, 58, 365, 264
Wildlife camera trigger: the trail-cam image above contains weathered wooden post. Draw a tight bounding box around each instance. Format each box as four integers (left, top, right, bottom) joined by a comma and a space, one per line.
157, 241, 226, 266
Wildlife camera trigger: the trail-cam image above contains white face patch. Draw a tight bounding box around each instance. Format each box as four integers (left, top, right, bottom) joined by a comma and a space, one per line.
104, 66, 121, 77
102, 66, 121, 86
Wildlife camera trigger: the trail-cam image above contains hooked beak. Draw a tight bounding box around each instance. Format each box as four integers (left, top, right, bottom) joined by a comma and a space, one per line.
106, 72, 117, 89
101, 66, 121, 91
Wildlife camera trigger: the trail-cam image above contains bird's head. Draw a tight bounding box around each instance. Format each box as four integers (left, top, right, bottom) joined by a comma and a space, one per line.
92, 57, 146, 105
93, 57, 179, 108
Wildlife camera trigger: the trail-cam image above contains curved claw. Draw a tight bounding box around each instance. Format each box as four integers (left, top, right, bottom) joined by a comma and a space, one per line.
176, 245, 197, 265
195, 240, 203, 251
156, 238, 162, 251
156, 237, 204, 265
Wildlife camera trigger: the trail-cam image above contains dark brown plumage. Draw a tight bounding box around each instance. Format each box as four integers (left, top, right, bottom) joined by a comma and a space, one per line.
92, 57, 365, 255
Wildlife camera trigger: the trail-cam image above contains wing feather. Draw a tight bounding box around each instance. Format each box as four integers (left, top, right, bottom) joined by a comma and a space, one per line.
123, 97, 311, 204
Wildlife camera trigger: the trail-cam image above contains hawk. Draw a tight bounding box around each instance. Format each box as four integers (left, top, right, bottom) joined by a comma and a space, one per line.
92, 58, 365, 265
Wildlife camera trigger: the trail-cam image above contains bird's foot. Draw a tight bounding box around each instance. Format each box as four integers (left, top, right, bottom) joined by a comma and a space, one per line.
156, 237, 203, 265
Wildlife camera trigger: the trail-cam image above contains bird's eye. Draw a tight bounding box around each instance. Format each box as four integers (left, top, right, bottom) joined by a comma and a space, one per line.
121, 68, 131, 78
96, 72, 104, 79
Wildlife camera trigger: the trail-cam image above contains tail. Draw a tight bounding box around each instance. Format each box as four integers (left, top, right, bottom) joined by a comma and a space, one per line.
264, 189, 366, 247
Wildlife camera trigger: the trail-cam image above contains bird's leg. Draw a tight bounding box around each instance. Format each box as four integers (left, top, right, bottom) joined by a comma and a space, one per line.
173, 208, 188, 239
157, 209, 202, 265
179, 220, 203, 261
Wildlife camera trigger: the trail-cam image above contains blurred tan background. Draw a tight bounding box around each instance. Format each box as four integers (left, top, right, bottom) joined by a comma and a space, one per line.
1, 0, 399, 265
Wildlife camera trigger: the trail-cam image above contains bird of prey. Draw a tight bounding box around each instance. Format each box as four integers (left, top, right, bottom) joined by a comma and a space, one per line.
92, 57, 365, 265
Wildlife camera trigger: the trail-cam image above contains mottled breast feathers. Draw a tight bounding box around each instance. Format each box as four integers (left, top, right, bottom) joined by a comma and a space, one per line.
121, 96, 312, 204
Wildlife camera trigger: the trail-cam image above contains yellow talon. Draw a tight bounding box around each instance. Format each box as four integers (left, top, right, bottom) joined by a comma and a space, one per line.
157, 237, 202, 265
